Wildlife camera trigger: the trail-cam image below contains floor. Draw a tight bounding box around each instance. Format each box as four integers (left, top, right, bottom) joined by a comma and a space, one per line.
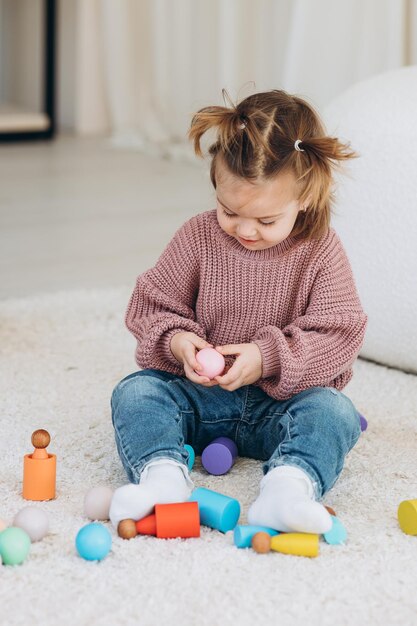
0, 135, 213, 299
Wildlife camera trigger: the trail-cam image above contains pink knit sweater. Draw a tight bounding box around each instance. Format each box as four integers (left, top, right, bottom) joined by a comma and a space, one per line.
126, 209, 367, 400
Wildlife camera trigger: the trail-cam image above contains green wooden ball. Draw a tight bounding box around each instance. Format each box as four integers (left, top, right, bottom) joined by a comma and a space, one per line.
0, 527, 31, 565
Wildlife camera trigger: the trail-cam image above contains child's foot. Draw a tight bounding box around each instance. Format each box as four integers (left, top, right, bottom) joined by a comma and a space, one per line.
247, 465, 332, 534
109, 459, 193, 531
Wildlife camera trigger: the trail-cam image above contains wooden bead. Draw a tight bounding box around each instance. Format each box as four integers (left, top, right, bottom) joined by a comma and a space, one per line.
325, 505, 337, 517
31, 429, 50, 449
118, 519, 138, 540
251, 531, 271, 554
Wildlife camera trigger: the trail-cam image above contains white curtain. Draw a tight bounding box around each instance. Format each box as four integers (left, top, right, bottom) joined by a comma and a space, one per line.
74, 0, 417, 161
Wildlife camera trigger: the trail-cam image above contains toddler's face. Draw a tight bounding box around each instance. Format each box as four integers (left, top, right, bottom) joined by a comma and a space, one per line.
215, 159, 306, 250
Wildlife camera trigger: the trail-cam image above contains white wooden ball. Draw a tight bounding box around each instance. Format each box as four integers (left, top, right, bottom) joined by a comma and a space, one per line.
13, 506, 49, 542
84, 486, 114, 521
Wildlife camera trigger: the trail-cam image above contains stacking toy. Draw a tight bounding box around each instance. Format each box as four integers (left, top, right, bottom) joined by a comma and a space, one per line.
359, 413, 368, 432
324, 505, 337, 517
13, 506, 49, 542
271, 533, 319, 557
189, 487, 240, 533
118, 519, 138, 540
184, 444, 195, 471
195, 348, 225, 379
0, 527, 31, 565
84, 486, 114, 521
23, 429, 56, 501
75, 523, 112, 561
323, 516, 347, 545
202, 437, 238, 475
136, 502, 200, 539
398, 499, 417, 535
252, 531, 319, 558
234, 524, 279, 548
251, 531, 273, 554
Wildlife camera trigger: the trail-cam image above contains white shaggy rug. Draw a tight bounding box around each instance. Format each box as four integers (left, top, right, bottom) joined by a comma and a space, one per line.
2, 287, 417, 626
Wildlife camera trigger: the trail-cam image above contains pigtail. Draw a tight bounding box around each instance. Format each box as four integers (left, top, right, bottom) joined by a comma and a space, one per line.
297, 135, 358, 167
189, 88, 278, 163
189, 105, 242, 158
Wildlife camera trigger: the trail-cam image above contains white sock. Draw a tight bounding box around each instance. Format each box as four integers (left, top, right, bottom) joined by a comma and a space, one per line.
247, 465, 332, 534
109, 459, 193, 530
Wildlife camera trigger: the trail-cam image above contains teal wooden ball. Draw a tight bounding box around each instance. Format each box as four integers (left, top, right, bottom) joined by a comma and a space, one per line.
75, 523, 112, 561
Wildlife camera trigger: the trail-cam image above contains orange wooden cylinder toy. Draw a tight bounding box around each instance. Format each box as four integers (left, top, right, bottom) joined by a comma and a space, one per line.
23, 429, 56, 501
136, 502, 200, 538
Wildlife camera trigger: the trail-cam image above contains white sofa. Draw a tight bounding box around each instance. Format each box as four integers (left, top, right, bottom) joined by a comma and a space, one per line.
323, 66, 417, 374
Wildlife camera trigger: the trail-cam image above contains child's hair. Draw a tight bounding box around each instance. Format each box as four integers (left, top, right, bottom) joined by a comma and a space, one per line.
188, 88, 358, 241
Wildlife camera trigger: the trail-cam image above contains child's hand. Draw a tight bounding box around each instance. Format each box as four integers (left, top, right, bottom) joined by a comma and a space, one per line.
212, 343, 263, 391
170, 331, 218, 387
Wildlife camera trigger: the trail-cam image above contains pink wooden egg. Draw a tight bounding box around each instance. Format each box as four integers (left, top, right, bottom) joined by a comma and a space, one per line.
196, 348, 225, 379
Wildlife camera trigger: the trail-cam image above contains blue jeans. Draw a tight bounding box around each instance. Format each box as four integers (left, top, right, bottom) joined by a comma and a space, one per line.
111, 368, 361, 499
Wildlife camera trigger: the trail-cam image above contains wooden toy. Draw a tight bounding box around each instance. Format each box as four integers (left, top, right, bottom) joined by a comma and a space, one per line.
251, 531, 319, 557
184, 444, 195, 471
398, 499, 417, 535
195, 347, 225, 379
136, 502, 200, 539
23, 429, 56, 501
75, 523, 112, 561
0, 527, 31, 565
359, 413, 368, 432
234, 525, 279, 549
13, 506, 49, 542
323, 516, 347, 545
189, 487, 240, 533
202, 437, 238, 475
251, 531, 273, 554
118, 519, 138, 540
324, 505, 337, 517
84, 486, 114, 521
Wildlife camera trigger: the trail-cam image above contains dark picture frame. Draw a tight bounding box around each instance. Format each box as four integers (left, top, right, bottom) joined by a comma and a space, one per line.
0, 0, 56, 142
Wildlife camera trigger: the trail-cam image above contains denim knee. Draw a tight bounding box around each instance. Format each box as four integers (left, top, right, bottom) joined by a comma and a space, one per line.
110, 370, 165, 424
325, 388, 361, 449
110, 373, 138, 426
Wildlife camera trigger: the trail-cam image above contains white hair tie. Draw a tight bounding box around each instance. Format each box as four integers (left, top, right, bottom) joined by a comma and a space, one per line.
294, 139, 305, 152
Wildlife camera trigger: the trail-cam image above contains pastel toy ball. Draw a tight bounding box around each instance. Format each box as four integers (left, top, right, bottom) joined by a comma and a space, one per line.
13, 506, 49, 542
75, 522, 112, 561
195, 348, 225, 379
84, 486, 114, 521
0, 527, 31, 565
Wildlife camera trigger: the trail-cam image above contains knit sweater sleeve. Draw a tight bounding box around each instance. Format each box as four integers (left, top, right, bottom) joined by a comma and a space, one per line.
252, 231, 368, 400
125, 216, 205, 374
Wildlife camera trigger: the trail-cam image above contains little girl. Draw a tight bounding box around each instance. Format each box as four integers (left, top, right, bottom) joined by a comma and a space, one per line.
109, 88, 367, 535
